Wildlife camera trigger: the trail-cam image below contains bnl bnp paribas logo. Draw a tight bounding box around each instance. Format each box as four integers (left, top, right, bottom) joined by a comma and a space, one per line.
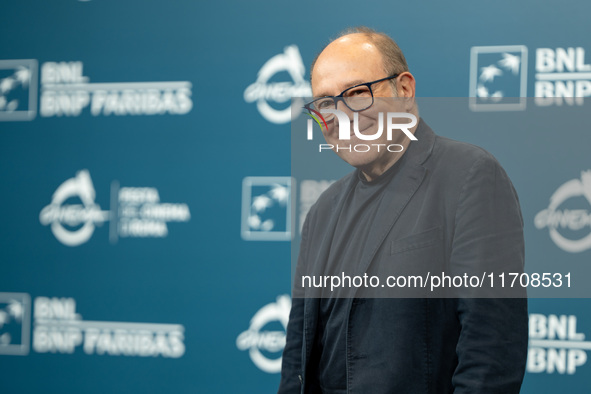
244, 45, 312, 124
528, 313, 590, 375
39, 169, 191, 247
534, 170, 591, 253
470, 46, 591, 111
0, 60, 38, 120
0, 293, 185, 358
241, 177, 292, 241
0, 59, 192, 121
241, 177, 335, 240
0, 293, 31, 355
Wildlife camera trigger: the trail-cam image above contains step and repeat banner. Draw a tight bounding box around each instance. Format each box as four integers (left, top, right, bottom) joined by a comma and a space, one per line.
1, 0, 590, 392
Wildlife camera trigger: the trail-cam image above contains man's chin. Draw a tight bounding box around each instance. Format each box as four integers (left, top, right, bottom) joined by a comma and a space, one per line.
334, 150, 379, 169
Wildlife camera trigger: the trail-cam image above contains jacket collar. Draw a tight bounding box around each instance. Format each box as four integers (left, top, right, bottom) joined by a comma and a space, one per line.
325, 118, 436, 285
328, 118, 436, 205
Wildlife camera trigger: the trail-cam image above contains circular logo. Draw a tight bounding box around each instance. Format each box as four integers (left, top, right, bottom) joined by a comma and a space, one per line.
236, 295, 291, 373
534, 170, 591, 253
244, 46, 312, 124
39, 170, 110, 246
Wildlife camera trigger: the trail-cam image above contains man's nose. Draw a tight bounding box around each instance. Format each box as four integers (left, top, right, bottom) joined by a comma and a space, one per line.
335, 99, 355, 121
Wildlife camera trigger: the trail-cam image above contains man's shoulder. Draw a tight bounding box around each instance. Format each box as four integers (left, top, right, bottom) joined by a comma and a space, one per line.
433, 134, 496, 164
429, 132, 504, 175
425, 130, 516, 202
305, 171, 355, 221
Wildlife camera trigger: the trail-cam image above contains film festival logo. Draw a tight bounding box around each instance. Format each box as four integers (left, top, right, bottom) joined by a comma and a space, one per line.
0, 293, 31, 356
469, 45, 528, 111
39, 169, 191, 247
244, 45, 312, 124
39, 170, 110, 247
534, 170, 591, 253
305, 108, 417, 153
241, 177, 292, 241
236, 295, 291, 373
0, 59, 38, 121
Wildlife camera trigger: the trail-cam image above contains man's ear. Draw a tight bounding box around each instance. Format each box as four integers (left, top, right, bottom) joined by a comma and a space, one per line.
396, 72, 416, 98
396, 72, 416, 112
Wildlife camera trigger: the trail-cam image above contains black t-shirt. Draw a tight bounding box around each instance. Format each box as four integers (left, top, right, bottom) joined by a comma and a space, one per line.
308, 163, 400, 392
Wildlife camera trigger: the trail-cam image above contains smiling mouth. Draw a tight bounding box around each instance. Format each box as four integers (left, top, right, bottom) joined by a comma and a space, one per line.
349, 126, 376, 138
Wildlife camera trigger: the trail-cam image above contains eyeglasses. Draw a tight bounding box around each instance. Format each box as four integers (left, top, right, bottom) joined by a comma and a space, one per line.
303, 74, 399, 121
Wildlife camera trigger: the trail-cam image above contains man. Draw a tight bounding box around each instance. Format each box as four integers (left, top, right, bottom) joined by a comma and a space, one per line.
279, 27, 528, 393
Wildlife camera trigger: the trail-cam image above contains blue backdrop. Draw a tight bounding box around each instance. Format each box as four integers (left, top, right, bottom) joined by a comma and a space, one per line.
1, 0, 591, 392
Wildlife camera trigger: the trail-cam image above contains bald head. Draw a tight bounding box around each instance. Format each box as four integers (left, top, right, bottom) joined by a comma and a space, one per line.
310, 27, 409, 93
311, 34, 389, 97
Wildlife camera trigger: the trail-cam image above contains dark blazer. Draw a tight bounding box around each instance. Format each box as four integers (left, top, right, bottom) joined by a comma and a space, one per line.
279, 120, 528, 394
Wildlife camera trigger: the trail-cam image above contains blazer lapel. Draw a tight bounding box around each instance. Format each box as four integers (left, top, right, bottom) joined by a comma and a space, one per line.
305, 120, 435, 284
306, 173, 359, 280
352, 120, 436, 280
354, 163, 427, 278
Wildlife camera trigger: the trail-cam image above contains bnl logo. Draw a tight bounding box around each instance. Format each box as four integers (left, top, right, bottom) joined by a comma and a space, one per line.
469, 46, 528, 111
0, 60, 38, 121
0, 293, 31, 356
241, 177, 292, 241
528, 314, 589, 375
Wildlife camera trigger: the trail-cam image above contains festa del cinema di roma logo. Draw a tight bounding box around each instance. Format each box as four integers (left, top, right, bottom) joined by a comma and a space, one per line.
39, 170, 191, 246
244, 45, 312, 124
534, 170, 591, 253
305, 109, 418, 152
236, 295, 291, 373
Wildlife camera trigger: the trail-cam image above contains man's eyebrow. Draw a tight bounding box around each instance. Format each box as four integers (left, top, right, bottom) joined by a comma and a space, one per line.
343, 80, 367, 89
315, 79, 368, 97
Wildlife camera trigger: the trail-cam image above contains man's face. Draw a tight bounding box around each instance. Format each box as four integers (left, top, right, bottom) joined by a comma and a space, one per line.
311, 35, 412, 180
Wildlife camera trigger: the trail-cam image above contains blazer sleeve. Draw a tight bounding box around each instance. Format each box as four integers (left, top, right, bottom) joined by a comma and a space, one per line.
277, 207, 312, 394
449, 154, 528, 394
